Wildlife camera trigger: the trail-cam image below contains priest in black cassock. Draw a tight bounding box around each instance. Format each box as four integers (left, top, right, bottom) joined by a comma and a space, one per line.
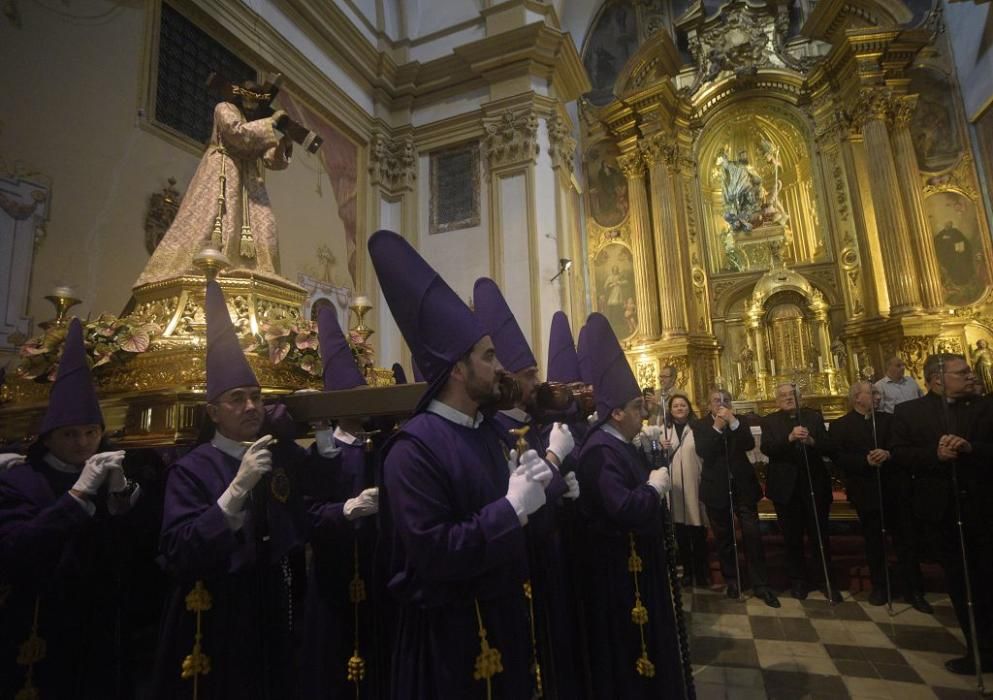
829, 381, 928, 611
760, 382, 838, 602
0, 318, 143, 699
152, 281, 338, 699
368, 229, 553, 699
473, 277, 581, 699
575, 312, 691, 700
890, 354, 993, 675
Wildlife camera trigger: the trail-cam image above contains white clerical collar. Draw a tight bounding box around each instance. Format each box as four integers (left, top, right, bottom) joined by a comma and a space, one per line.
211, 432, 249, 460
499, 408, 532, 424
601, 423, 631, 444
44, 452, 81, 474
427, 400, 484, 428
333, 426, 359, 445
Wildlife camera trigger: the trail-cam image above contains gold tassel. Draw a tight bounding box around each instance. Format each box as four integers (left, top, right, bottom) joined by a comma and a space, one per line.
181, 580, 213, 699
473, 598, 502, 700
239, 178, 255, 259
628, 533, 655, 678
15, 596, 45, 700
347, 538, 366, 691
211, 147, 227, 250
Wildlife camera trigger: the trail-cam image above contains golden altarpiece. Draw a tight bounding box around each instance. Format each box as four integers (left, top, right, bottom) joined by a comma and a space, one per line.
579, 0, 993, 415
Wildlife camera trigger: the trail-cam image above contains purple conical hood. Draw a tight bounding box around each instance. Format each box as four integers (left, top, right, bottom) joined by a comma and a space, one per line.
205, 280, 259, 402
39, 318, 103, 435
411, 359, 424, 383
547, 311, 580, 383
585, 312, 640, 419
317, 307, 366, 391
472, 277, 536, 374
368, 230, 484, 409
392, 363, 408, 385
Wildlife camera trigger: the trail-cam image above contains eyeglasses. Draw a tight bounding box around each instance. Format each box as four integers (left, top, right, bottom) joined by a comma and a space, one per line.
944, 369, 975, 377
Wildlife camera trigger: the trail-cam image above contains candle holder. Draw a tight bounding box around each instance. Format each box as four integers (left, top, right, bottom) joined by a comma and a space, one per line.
192, 245, 231, 281
39, 288, 82, 330
349, 297, 374, 344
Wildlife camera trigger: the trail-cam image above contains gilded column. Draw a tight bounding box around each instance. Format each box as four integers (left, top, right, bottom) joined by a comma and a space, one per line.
641, 134, 688, 336
810, 290, 833, 365
889, 95, 944, 311
617, 150, 661, 340
850, 89, 922, 314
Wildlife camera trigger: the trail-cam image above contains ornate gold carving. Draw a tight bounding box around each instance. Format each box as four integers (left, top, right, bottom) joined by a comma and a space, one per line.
634, 358, 658, 390
617, 151, 646, 180
369, 130, 416, 193
923, 153, 979, 200
890, 95, 918, 129
546, 113, 577, 175
483, 109, 539, 171
898, 335, 937, 380
639, 135, 679, 172
847, 88, 906, 132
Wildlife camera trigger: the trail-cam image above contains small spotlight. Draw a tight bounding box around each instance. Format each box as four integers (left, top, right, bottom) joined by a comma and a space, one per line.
550, 258, 573, 283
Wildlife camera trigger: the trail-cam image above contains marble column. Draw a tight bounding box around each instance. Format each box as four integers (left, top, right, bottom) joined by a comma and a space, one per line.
889, 95, 944, 311
641, 134, 688, 336
851, 89, 922, 314
617, 150, 661, 340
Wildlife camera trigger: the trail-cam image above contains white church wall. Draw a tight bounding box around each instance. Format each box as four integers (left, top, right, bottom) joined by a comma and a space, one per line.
375, 195, 404, 368
496, 173, 535, 356
944, 0, 993, 121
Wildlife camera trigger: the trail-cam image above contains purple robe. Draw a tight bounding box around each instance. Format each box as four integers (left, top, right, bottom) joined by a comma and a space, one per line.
383, 411, 533, 699
575, 428, 687, 699
490, 411, 583, 699
301, 436, 385, 699
0, 456, 141, 699
152, 440, 328, 700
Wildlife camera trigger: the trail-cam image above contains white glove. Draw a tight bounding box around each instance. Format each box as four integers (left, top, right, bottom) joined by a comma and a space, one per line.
0, 453, 26, 471
547, 423, 574, 463
519, 449, 553, 487
563, 471, 580, 500
219, 435, 274, 513
648, 467, 671, 498
72, 450, 126, 496
641, 425, 662, 443
106, 465, 128, 493
505, 464, 547, 523
588, 411, 599, 426
314, 428, 341, 459
343, 487, 379, 520
507, 448, 520, 474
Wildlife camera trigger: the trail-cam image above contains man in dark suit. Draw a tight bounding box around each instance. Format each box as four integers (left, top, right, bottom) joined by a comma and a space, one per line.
891, 353, 993, 675
829, 381, 928, 610
694, 389, 779, 608
761, 382, 839, 602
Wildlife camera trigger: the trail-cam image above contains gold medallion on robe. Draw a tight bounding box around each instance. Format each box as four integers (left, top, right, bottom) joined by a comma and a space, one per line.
270, 467, 290, 503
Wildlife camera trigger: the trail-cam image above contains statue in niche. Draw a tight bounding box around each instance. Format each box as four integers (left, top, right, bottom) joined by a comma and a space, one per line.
971, 339, 993, 395
716, 148, 764, 234
758, 140, 789, 227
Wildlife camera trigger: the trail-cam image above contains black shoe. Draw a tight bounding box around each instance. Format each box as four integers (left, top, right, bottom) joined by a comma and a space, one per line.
726, 584, 741, 600
791, 582, 808, 600
944, 654, 993, 675
906, 593, 933, 614
868, 588, 888, 607
756, 587, 781, 609
820, 587, 843, 604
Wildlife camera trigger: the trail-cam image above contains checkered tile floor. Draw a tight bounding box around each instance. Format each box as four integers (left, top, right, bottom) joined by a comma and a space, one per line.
685, 586, 993, 699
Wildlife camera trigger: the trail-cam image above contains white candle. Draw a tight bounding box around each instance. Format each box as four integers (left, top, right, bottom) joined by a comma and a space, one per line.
770, 359, 776, 376
736, 362, 743, 382
833, 353, 839, 370
51, 285, 75, 298
351, 295, 370, 308
818, 356, 824, 373
754, 360, 760, 376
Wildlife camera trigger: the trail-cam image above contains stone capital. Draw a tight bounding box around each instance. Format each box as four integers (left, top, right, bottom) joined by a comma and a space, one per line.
482, 108, 539, 171
546, 113, 577, 175
890, 95, 918, 129
369, 131, 416, 193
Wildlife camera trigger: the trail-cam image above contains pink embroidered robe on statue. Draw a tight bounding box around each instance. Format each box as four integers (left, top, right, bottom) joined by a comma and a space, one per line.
135, 102, 291, 287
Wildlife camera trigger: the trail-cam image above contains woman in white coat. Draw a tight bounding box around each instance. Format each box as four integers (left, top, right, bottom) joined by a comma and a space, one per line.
663, 393, 710, 587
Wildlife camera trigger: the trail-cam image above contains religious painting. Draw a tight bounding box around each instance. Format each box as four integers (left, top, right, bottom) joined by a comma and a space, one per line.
582, 2, 638, 106
593, 243, 638, 340
430, 143, 480, 234
925, 191, 988, 306
910, 69, 964, 173
584, 142, 629, 228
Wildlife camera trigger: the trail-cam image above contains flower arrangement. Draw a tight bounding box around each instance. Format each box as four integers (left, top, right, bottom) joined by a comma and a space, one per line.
254, 319, 375, 378
17, 315, 161, 381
